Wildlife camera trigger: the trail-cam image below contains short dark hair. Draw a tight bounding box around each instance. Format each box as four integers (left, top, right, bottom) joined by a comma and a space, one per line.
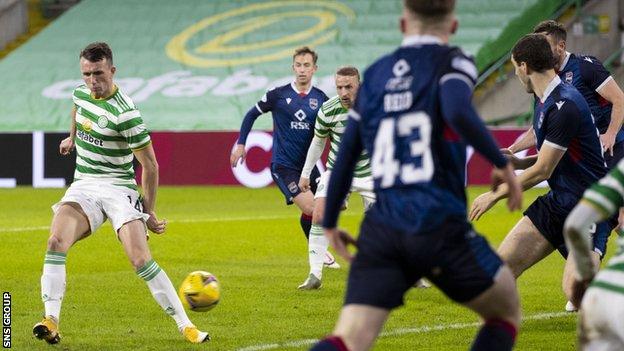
79, 42, 113, 64
293, 46, 318, 64
512, 34, 556, 73
336, 66, 360, 81
404, 0, 455, 21
533, 20, 567, 42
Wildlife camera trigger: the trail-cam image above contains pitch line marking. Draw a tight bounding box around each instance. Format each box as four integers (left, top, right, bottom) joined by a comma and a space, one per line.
236, 311, 572, 351
0, 213, 361, 233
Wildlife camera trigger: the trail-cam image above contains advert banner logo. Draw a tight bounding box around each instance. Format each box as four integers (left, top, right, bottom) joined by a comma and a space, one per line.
166, 1, 355, 68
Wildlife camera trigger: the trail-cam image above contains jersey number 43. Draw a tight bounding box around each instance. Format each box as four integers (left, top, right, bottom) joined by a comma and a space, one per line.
372, 112, 433, 188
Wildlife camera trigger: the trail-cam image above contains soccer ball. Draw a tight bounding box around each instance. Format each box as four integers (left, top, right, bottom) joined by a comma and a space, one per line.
178, 271, 220, 312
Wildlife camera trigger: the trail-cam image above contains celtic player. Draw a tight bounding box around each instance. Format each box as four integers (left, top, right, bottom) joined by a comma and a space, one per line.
297, 66, 374, 289
32, 42, 209, 344
564, 160, 624, 349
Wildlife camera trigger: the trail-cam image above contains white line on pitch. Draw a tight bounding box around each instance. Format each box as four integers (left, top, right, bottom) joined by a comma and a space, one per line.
236, 311, 572, 351
0, 213, 361, 233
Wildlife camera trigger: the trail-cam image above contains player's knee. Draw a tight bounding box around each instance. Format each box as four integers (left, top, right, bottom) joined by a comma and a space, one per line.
129, 254, 150, 270
46, 233, 68, 252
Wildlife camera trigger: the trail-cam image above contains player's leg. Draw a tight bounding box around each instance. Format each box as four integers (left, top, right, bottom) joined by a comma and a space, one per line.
561, 251, 601, 312
464, 266, 520, 350
299, 196, 327, 289
34, 202, 92, 344
310, 216, 405, 351
432, 223, 520, 351
497, 216, 554, 278
579, 287, 624, 350
117, 219, 209, 343
311, 305, 390, 351
271, 164, 315, 239
293, 191, 314, 241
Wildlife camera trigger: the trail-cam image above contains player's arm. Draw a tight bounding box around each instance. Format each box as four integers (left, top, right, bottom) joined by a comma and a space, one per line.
230, 89, 275, 167
323, 111, 363, 261
299, 135, 326, 192
439, 74, 522, 213
470, 144, 565, 221
597, 78, 624, 156
581, 57, 624, 155
470, 101, 581, 220
506, 126, 536, 154
300, 110, 330, 191
133, 143, 166, 234
60, 106, 77, 155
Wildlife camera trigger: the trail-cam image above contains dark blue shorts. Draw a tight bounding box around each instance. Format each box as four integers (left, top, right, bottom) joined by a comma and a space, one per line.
524, 194, 611, 257
344, 216, 503, 309
270, 163, 321, 205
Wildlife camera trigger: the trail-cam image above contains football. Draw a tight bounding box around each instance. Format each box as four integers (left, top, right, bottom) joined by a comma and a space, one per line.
178, 271, 221, 312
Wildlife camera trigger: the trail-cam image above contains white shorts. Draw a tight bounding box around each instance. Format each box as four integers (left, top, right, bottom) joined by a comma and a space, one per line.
579, 286, 624, 350
315, 171, 376, 210
52, 179, 149, 234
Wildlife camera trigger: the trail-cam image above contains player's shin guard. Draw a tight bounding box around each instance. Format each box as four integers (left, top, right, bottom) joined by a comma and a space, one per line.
310, 336, 349, 351
137, 259, 192, 330
309, 224, 328, 279
471, 318, 517, 351
300, 213, 312, 240
41, 251, 67, 321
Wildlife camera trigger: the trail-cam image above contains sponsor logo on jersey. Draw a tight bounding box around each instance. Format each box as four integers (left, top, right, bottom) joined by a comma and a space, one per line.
97, 115, 109, 128
83, 119, 93, 132
290, 121, 310, 130
392, 59, 410, 77
286, 97, 292, 104
294, 109, 307, 121
77, 130, 104, 147
309, 98, 318, 110
565, 71, 573, 83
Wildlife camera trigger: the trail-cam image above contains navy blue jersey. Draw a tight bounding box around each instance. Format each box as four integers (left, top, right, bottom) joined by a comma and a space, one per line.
324, 37, 507, 232
255, 83, 328, 169
558, 53, 619, 141
533, 76, 607, 209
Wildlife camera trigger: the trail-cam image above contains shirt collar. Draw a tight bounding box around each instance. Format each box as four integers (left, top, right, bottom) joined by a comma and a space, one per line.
401, 34, 443, 47
559, 51, 571, 71
541, 75, 561, 103
291, 81, 313, 95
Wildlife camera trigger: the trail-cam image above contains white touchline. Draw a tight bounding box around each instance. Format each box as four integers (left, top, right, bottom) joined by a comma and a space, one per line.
236, 311, 572, 351
0, 213, 362, 233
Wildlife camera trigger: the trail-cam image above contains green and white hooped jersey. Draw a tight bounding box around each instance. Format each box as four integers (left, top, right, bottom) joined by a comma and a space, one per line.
72, 85, 151, 189
583, 160, 624, 295
315, 95, 371, 178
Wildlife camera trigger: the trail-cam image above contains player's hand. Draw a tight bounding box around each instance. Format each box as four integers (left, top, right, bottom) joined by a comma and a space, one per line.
299, 177, 311, 192
59, 136, 75, 155
230, 144, 246, 167
324, 227, 357, 262
570, 277, 592, 308
500, 147, 513, 156
469, 192, 498, 221
600, 132, 616, 157
146, 211, 167, 234
492, 163, 522, 212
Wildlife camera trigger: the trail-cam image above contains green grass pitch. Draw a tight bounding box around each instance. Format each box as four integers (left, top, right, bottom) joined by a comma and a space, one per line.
0, 186, 610, 350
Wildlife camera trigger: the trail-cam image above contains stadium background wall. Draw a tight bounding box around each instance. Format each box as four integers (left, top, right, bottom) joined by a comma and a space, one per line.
0, 129, 528, 188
